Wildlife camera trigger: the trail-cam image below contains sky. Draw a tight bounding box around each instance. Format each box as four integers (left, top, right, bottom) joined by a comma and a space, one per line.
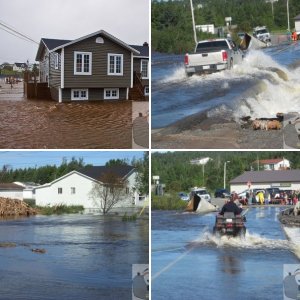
0, 151, 145, 169
0, 0, 149, 64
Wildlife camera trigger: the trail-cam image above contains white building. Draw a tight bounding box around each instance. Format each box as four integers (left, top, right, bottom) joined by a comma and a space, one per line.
13, 182, 39, 200
13, 63, 28, 72
34, 166, 145, 212
295, 14, 300, 32
0, 183, 24, 200
190, 157, 212, 165
195, 24, 215, 34
230, 170, 300, 193
253, 158, 290, 171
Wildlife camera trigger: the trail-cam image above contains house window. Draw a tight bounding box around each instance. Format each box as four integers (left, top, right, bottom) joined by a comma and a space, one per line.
144, 86, 149, 96
74, 51, 92, 75
104, 88, 119, 100
108, 54, 123, 75
54, 53, 59, 70
71, 89, 89, 100
58, 188, 63, 194
141, 59, 149, 78
71, 187, 76, 194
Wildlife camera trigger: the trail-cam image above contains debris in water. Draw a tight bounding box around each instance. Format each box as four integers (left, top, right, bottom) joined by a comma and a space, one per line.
31, 248, 46, 254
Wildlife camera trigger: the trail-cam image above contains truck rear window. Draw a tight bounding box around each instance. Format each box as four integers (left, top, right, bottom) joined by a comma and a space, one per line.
196, 40, 229, 53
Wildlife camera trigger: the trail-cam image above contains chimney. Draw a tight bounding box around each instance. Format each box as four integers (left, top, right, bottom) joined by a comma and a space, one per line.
143, 42, 149, 47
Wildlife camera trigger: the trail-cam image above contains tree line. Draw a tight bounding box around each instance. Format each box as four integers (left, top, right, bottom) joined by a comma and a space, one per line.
152, 0, 300, 53
152, 151, 300, 193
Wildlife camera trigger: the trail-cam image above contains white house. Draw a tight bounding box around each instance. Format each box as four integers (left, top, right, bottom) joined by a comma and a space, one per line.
34, 165, 145, 212
13, 182, 39, 200
294, 14, 300, 32
230, 170, 300, 193
13, 63, 28, 72
0, 183, 24, 200
252, 158, 290, 171
195, 24, 215, 34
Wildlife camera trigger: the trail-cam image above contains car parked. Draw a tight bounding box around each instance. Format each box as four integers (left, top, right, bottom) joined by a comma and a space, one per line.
214, 189, 230, 198
178, 192, 190, 201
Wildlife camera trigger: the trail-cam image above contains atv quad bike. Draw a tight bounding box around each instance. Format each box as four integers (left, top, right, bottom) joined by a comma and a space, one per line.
213, 212, 246, 236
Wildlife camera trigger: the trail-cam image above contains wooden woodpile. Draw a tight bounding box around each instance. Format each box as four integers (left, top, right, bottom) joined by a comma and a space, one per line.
0, 197, 37, 217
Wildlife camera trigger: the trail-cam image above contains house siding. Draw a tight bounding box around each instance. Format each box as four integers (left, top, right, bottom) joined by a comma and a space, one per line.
61, 88, 127, 101
49, 51, 61, 88
50, 86, 59, 101
63, 35, 132, 88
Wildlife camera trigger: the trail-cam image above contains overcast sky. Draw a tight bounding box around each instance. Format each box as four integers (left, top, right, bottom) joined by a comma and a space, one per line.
0, 151, 145, 169
0, 0, 149, 64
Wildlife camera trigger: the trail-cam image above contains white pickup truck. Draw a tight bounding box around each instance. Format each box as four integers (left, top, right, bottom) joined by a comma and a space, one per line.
184, 39, 244, 76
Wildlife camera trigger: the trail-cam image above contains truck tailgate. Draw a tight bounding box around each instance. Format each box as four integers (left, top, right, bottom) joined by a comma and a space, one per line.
188, 51, 225, 66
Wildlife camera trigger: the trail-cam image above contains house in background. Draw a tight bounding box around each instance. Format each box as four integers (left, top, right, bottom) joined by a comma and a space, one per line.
0, 183, 24, 200
13, 63, 28, 72
13, 182, 39, 200
34, 165, 146, 212
252, 158, 290, 171
35, 30, 149, 102
294, 14, 300, 33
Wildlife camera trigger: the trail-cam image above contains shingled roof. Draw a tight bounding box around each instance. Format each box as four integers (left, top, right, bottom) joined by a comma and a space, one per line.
79, 165, 136, 181
230, 170, 300, 184
294, 14, 300, 21
130, 43, 149, 57
36, 38, 71, 60
0, 183, 24, 190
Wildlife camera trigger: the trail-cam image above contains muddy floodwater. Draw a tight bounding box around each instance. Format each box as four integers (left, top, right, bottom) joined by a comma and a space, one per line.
0, 84, 133, 148
0, 214, 148, 300
152, 207, 300, 300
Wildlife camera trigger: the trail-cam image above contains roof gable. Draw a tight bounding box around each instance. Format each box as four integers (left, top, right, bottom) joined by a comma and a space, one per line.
78, 165, 136, 181
294, 14, 300, 20
36, 38, 72, 61
51, 30, 140, 55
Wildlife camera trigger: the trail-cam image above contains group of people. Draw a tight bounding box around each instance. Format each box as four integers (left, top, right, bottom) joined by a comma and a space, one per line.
233, 190, 300, 206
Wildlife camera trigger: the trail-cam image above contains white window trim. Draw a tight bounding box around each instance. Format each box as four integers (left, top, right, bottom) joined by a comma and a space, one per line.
74, 51, 92, 75
54, 53, 59, 70
107, 53, 123, 76
144, 86, 149, 96
71, 89, 89, 101
141, 59, 149, 79
104, 88, 120, 100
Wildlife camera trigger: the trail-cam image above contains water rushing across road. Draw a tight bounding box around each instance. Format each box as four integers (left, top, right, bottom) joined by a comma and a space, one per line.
0, 214, 148, 300
152, 207, 299, 300
152, 42, 300, 129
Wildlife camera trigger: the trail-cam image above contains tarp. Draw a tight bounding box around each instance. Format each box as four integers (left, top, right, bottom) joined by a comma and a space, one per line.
240, 33, 268, 50
186, 195, 217, 213
195, 198, 217, 214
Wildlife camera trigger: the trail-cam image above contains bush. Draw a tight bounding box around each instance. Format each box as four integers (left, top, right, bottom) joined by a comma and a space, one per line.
122, 213, 137, 222
152, 194, 187, 210
37, 204, 84, 215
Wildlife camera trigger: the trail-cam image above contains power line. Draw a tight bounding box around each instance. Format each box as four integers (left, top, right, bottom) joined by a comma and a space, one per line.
0, 20, 39, 45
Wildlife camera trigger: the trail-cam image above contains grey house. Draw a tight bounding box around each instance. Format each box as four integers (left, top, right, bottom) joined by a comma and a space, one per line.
35, 30, 149, 102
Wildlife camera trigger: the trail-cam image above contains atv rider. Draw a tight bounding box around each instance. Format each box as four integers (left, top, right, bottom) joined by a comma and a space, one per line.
220, 196, 242, 216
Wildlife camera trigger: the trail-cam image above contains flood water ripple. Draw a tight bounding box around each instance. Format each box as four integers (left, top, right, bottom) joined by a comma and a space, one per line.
0, 214, 148, 300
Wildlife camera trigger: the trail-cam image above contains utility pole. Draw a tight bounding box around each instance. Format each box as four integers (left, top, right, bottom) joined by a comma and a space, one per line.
190, 0, 197, 45
223, 161, 230, 189
287, 0, 290, 32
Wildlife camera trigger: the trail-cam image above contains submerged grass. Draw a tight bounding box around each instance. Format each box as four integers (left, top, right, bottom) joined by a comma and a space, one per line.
152, 194, 187, 210
122, 213, 137, 222
36, 205, 84, 215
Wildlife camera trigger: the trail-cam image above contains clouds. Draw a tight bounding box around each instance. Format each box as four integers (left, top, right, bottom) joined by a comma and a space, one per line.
0, 0, 149, 63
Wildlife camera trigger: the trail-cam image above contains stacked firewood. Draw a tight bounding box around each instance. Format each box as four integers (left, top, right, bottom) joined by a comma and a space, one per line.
0, 197, 37, 217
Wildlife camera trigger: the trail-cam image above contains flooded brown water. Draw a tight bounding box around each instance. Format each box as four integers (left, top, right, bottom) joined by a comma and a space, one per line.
0, 85, 132, 148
